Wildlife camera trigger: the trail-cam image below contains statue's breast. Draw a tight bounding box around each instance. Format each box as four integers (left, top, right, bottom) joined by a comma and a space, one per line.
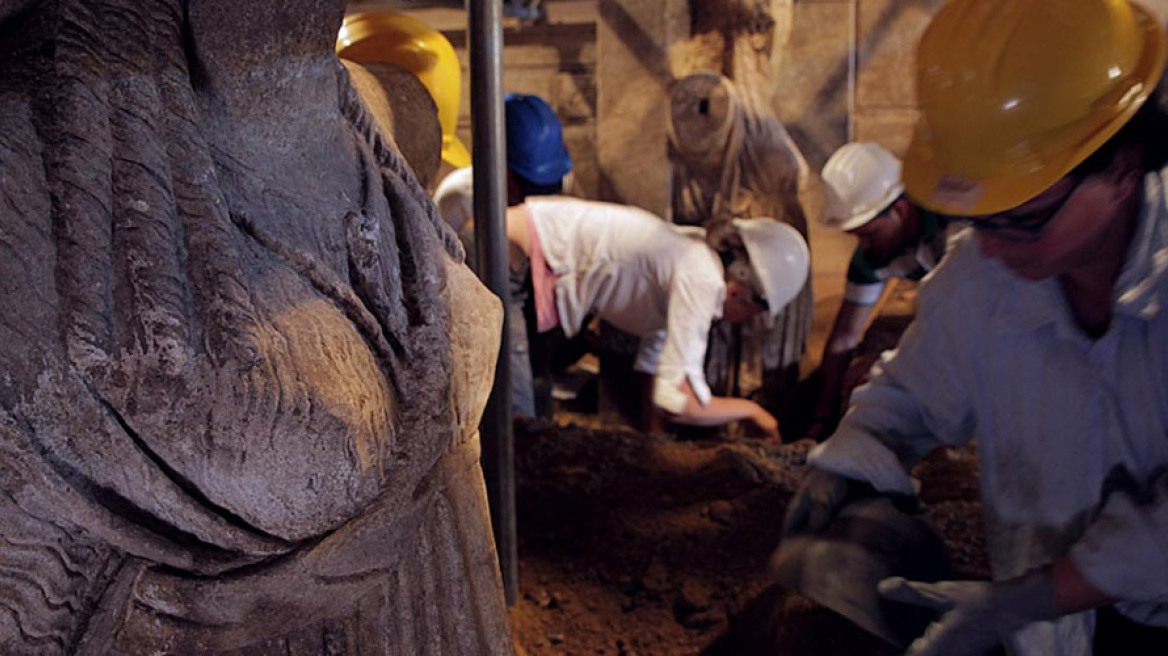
97, 256, 400, 541
89, 243, 501, 543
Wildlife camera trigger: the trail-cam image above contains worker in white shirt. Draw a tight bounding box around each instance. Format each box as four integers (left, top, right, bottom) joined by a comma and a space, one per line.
784, 0, 1168, 654
504, 196, 809, 439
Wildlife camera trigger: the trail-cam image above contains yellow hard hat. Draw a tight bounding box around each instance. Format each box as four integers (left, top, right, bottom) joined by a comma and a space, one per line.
338, 12, 472, 168
904, 0, 1166, 216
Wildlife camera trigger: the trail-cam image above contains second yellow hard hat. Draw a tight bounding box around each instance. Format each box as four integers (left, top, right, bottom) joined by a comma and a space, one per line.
338, 12, 472, 168
904, 0, 1166, 215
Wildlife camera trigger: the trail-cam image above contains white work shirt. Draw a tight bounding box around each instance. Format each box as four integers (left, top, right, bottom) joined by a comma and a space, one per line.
432, 166, 474, 231
811, 171, 1168, 656
525, 196, 726, 414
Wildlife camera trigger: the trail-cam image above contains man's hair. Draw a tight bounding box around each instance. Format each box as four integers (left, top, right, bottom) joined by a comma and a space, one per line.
1076, 89, 1168, 176
705, 217, 743, 254
513, 171, 563, 198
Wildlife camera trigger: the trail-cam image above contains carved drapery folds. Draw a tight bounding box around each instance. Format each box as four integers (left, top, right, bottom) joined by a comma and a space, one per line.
0, 0, 509, 653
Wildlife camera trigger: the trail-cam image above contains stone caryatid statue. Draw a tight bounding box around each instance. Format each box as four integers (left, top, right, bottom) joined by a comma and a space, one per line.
0, 0, 510, 653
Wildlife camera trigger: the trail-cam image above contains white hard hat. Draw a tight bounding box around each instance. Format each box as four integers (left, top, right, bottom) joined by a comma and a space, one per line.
820, 142, 904, 232
731, 218, 809, 317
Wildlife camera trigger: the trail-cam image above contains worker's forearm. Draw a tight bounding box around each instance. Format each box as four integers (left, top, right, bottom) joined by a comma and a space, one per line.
670, 395, 765, 428
824, 329, 863, 356
814, 349, 855, 418
1050, 558, 1114, 615
825, 301, 873, 355
815, 302, 874, 419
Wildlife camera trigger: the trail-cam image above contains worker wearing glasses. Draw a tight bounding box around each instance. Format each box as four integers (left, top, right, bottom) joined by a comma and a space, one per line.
783, 1, 1168, 655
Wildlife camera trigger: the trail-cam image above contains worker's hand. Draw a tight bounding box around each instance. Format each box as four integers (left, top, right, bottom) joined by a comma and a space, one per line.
781, 468, 851, 534
877, 571, 1056, 656
805, 414, 837, 442
749, 405, 781, 442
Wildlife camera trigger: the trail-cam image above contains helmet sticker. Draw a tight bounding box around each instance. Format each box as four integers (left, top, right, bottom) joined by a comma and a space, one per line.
929, 176, 985, 214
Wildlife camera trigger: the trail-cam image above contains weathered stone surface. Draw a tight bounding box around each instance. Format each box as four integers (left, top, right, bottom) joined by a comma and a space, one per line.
774, 0, 850, 171
344, 60, 444, 192
446, 22, 601, 200
852, 106, 919, 157
0, 0, 509, 653
596, 0, 688, 215
855, 0, 945, 110
675, 0, 793, 82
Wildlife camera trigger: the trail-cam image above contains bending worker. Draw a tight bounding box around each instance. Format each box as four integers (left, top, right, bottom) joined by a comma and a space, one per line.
810, 142, 952, 437
504, 196, 809, 440
785, 0, 1168, 654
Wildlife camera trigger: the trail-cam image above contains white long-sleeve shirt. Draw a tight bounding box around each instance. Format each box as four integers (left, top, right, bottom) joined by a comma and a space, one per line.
524, 196, 725, 414
811, 171, 1168, 656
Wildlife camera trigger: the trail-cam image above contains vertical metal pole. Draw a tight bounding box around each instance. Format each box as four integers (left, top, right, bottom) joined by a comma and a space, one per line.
847, 0, 857, 141
469, 0, 517, 605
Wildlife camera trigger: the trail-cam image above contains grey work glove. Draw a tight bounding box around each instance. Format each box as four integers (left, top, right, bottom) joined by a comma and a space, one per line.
782, 468, 851, 534
878, 570, 1056, 656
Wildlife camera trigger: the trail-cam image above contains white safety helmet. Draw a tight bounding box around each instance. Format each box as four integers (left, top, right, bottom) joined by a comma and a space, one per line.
820, 142, 904, 232
730, 218, 809, 317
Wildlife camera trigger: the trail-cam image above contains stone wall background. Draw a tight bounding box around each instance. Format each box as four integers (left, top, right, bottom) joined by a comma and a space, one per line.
351, 0, 1168, 366
359, 0, 1168, 213
354, 3, 603, 200
446, 19, 601, 201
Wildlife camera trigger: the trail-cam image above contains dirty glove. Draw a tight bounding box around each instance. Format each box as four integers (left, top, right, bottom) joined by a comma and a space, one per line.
781, 468, 851, 534
878, 570, 1056, 656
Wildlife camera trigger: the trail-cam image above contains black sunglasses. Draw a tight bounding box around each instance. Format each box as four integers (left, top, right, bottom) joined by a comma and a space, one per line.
952, 174, 1083, 243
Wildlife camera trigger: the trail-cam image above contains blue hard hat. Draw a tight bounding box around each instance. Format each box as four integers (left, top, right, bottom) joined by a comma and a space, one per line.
504, 93, 573, 186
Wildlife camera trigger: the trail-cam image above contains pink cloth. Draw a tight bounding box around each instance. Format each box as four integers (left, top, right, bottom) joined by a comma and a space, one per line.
525, 206, 560, 333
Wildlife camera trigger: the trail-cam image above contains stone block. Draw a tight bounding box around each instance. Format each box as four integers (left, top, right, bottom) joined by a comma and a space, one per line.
774, 0, 851, 172
852, 106, 919, 158
564, 125, 600, 198
855, 0, 945, 109
449, 22, 599, 200
596, 0, 688, 215
550, 71, 597, 123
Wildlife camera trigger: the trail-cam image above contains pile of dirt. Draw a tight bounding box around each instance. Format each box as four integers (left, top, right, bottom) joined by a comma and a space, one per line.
508, 418, 989, 656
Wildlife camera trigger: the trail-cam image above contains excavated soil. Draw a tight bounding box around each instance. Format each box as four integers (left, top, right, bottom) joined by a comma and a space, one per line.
507, 415, 989, 656
506, 281, 993, 655
502, 223, 1168, 655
